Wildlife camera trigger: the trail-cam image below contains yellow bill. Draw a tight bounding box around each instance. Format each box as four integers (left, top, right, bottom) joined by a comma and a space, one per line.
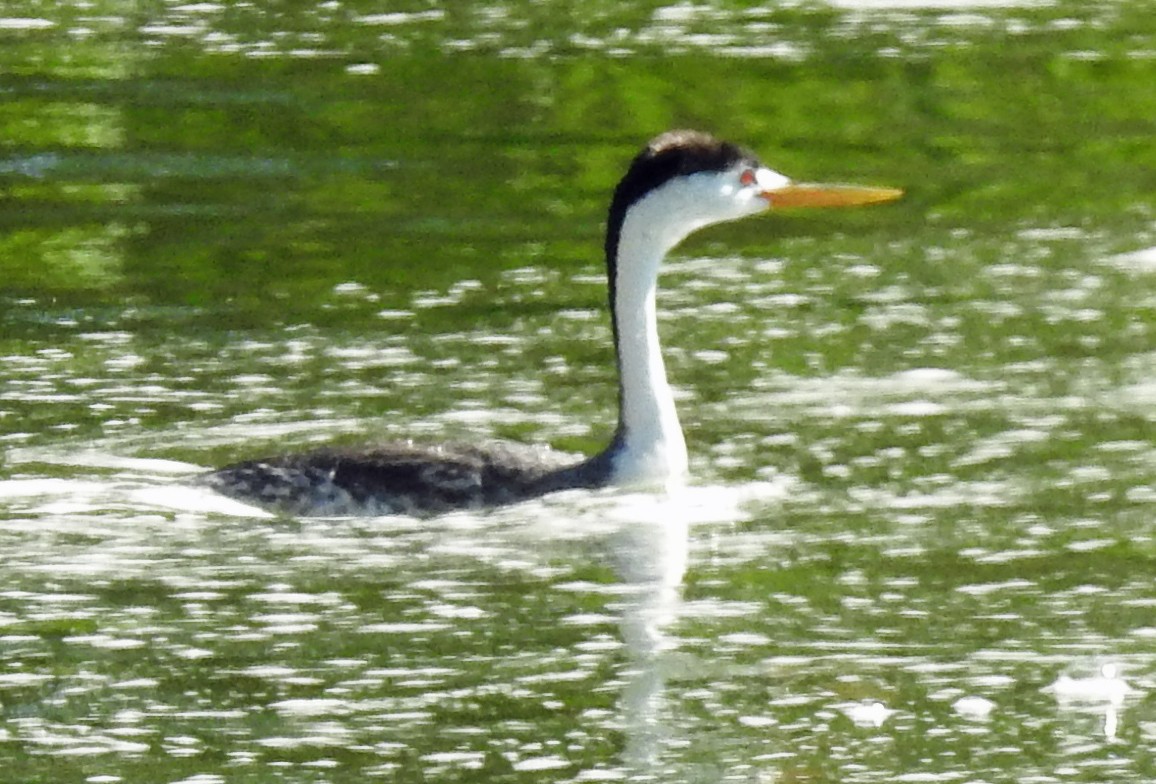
762, 183, 904, 209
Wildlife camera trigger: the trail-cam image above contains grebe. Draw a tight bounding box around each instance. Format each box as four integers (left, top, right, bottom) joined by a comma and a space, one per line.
199, 130, 901, 516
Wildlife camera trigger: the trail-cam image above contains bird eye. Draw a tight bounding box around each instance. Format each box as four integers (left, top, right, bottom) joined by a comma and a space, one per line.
740, 169, 757, 187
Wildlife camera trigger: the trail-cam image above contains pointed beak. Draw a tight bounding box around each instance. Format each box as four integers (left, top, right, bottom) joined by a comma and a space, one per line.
761, 182, 904, 209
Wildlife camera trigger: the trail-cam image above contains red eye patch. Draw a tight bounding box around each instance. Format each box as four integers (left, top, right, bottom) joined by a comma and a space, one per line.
739, 169, 757, 187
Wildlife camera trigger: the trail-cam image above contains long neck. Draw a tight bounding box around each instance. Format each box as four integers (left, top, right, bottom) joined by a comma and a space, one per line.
603, 209, 689, 487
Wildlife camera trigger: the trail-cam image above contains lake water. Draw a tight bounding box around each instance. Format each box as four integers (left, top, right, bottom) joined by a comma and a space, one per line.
2, 1, 1155, 782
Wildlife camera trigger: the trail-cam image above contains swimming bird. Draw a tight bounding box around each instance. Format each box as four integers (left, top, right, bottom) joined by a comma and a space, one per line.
199, 130, 901, 516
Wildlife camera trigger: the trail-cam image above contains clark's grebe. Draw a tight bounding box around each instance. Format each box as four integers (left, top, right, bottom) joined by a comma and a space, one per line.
199, 130, 901, 516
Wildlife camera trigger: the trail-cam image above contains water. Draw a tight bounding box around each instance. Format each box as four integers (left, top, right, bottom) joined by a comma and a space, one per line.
2, 1, 1156, 782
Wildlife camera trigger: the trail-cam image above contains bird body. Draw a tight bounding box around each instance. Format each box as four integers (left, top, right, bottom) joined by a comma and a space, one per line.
200, 441, 603, 517
199, 130, 901, 516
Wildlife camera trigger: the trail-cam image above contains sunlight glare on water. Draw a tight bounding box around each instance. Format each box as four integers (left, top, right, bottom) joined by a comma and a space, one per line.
2, 0, 1156, 782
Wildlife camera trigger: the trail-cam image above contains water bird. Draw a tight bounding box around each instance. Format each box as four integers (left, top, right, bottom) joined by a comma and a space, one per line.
199, 130, 901, 516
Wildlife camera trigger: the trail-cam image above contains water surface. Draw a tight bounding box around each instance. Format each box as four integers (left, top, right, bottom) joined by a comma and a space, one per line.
2, 1, 1155, 782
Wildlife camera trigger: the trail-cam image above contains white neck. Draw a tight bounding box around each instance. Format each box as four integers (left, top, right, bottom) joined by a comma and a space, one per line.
607, 196, 695, 487
598, 166, 777, 489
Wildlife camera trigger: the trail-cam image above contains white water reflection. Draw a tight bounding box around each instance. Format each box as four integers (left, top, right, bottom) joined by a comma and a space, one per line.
612, 519, 689, 772
1, 444, 1154, 781
2, 0, 1155, 780
828, 0, 1050, 7
9, 0, 1082, 64
837, 700, 895, 728
952, 694, 995, 720
4, 224, 1156, 779
1103, 245, 1156, 273
1047, 662, 1138, 742
1048, 663, 1135, 707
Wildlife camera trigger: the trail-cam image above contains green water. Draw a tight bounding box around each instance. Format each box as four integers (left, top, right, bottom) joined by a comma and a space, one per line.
2, 1, 1156, 782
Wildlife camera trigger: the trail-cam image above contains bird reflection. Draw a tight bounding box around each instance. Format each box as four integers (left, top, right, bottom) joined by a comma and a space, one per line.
609, 517, 689, 773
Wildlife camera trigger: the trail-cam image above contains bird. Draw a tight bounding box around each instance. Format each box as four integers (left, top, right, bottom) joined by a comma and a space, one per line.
197, 130, 901, 517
